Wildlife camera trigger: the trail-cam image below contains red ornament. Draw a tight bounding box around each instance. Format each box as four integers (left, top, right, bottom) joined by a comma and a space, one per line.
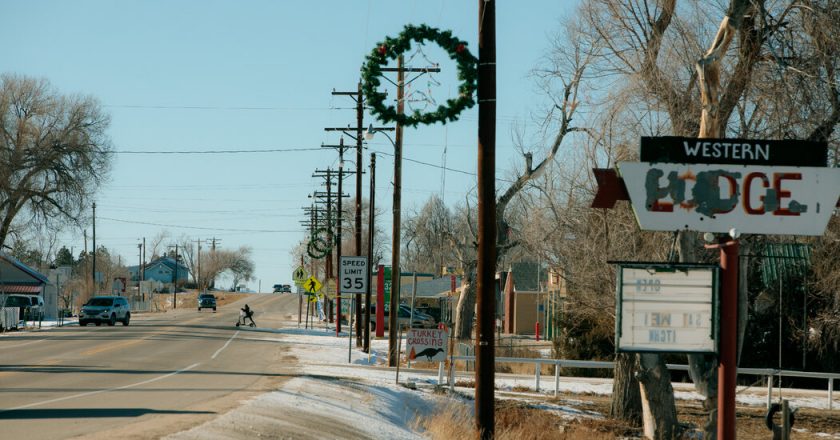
378, 45, 387, 55
456, 43, 465, 53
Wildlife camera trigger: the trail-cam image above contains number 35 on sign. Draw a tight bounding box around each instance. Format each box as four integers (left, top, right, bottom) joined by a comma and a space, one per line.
339, 256, 368, 294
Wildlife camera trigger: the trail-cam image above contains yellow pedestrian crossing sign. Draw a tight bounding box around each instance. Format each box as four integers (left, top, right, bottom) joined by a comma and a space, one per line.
292, 266, 308, 283
303, 276, 322, 294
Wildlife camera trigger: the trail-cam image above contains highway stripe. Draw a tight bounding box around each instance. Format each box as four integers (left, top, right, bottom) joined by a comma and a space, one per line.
0, 339, 45, 349
212, 330, 240, 359
0, 362, 201, 413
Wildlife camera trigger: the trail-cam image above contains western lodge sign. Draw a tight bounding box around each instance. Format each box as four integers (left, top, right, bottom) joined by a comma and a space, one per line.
617, 137, 840, 235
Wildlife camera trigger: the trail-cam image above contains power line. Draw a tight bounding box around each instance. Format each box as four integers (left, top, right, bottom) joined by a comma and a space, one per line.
114, 147, 323, 155
106, 104, 355, 111
99, 216, 303, 233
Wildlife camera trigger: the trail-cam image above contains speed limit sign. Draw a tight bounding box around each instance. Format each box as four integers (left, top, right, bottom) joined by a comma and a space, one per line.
339, 256, 368, 294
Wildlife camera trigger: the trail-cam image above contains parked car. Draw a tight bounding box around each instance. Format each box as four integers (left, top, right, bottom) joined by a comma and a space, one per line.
1, 294, 44, 321
79, 296, 130, 326
198, 293, 217, 312
272, 284, 292, 293
368, 303, 436, 331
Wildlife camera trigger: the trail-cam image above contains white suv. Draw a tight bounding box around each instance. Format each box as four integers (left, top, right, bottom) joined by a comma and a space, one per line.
79, 296, 131, 326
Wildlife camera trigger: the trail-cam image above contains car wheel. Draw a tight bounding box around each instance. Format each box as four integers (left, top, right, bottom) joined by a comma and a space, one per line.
108, 314, 116, 326
95, 322, 101, 326
198, 307, 201, 311
122, 313, 130, 326
213, 307, 216, 312
79, 320, 87, 326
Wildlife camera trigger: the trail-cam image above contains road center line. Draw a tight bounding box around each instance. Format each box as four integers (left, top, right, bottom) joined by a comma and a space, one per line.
0, 339, 45, 349
0, 362, 201, 413
212, 330, 240, 359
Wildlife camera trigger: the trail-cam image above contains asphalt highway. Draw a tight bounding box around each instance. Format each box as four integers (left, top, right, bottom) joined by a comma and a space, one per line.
0, 293, 301, 440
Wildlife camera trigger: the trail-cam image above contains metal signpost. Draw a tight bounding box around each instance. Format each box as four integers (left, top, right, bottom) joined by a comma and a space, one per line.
615, 263, 718, 353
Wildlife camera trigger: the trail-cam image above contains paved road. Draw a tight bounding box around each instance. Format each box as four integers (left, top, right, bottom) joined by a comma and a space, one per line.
0, 293, 302, 440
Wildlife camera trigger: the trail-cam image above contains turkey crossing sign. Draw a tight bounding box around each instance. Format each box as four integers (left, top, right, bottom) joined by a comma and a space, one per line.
406, 328, 449, 362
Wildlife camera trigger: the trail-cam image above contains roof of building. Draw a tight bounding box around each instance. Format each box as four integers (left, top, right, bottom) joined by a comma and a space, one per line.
0, 251, 50, 285
509, 261, 543, 292
399, 276, 462, 297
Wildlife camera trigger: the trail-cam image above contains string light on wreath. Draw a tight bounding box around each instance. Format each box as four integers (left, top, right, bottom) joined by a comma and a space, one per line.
362, 24, 477, 127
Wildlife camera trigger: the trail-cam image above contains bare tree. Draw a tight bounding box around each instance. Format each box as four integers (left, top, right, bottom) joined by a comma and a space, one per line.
0, 74, 112, 247
450, 30, 592, 343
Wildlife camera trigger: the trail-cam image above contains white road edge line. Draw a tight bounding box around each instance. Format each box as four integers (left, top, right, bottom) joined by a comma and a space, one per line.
212, 330, 240, 360
0, 362, 201, 413
0, 339, 45, 349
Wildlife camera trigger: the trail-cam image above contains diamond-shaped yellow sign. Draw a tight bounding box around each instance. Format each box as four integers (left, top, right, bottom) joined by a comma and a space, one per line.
292, 266, 308, 283
303, 276, 322, 294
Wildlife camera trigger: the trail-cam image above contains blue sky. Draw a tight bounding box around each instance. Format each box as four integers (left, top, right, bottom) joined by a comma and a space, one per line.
0, 0, 574, 290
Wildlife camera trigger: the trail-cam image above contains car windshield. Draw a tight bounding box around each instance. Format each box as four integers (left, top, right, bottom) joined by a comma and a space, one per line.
199, 294, 214, 299
5, 296, 30, 307
87, 298, 114, 306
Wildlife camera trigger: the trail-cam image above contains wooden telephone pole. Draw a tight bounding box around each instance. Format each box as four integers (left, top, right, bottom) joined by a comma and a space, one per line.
476, 0, 497, 438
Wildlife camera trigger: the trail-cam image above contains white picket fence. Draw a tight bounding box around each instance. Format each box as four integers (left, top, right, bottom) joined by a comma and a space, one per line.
1, 307, 20, 331
446, 355, 839, 410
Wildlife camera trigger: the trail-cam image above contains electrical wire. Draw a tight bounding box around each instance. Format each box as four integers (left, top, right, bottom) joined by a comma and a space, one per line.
114, 147, 324, 155
99, 216, 303, 233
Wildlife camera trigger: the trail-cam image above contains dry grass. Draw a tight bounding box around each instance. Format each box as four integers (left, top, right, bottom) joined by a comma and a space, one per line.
420, 400, 638, 439
422, 389, 840, 439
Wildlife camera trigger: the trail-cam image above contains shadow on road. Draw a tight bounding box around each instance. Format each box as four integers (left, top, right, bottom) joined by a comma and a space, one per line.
0, 407, 215, 419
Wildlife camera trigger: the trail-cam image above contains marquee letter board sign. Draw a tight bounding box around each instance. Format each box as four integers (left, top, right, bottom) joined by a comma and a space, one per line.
616, 262, 719, 354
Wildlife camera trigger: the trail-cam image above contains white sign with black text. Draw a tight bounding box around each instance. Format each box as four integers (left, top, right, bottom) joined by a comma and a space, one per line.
617, 264, 718, 353
406, 328, 449, 362
339, 256, 368, 294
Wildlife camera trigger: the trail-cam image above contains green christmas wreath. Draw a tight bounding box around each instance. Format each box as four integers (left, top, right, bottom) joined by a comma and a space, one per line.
362, 24, 477, 127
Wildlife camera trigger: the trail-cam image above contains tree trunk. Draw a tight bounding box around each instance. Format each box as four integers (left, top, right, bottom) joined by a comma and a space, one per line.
610, 352, 642, 426
454, 262, 477, 342
638, 354, 679, 439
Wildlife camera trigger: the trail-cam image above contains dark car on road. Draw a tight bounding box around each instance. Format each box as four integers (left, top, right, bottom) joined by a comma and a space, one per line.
198, 293, 217, 312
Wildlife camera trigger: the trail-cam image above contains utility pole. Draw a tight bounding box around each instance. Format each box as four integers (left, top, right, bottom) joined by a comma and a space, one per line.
476, 1, 497, 438
389, 55, 405, 368
372, 57, 440, 366
142, 237, 146, 287
168, 244, 179, 309
84, 230, 89, 295
137, 243, 142, 299
321, 138, 356, 336
355, 82, 364, 347
92, 203, 97, 294
364, 153, 376, 353
195, 238, 202, 291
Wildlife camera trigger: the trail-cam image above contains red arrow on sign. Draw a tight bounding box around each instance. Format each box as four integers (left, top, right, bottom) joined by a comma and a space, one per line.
591, 168, 630, 209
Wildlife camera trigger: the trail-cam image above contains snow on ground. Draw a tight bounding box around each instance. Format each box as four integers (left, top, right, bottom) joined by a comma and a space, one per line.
7, 317, 839, 437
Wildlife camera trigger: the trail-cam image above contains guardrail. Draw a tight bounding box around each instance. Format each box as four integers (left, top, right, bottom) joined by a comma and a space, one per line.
446, 355, 838, 410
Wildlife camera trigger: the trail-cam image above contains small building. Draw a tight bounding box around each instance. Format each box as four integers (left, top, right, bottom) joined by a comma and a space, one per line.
128, 256, 189, 284
501, 261, 564, 337
0, 251, 52, 318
